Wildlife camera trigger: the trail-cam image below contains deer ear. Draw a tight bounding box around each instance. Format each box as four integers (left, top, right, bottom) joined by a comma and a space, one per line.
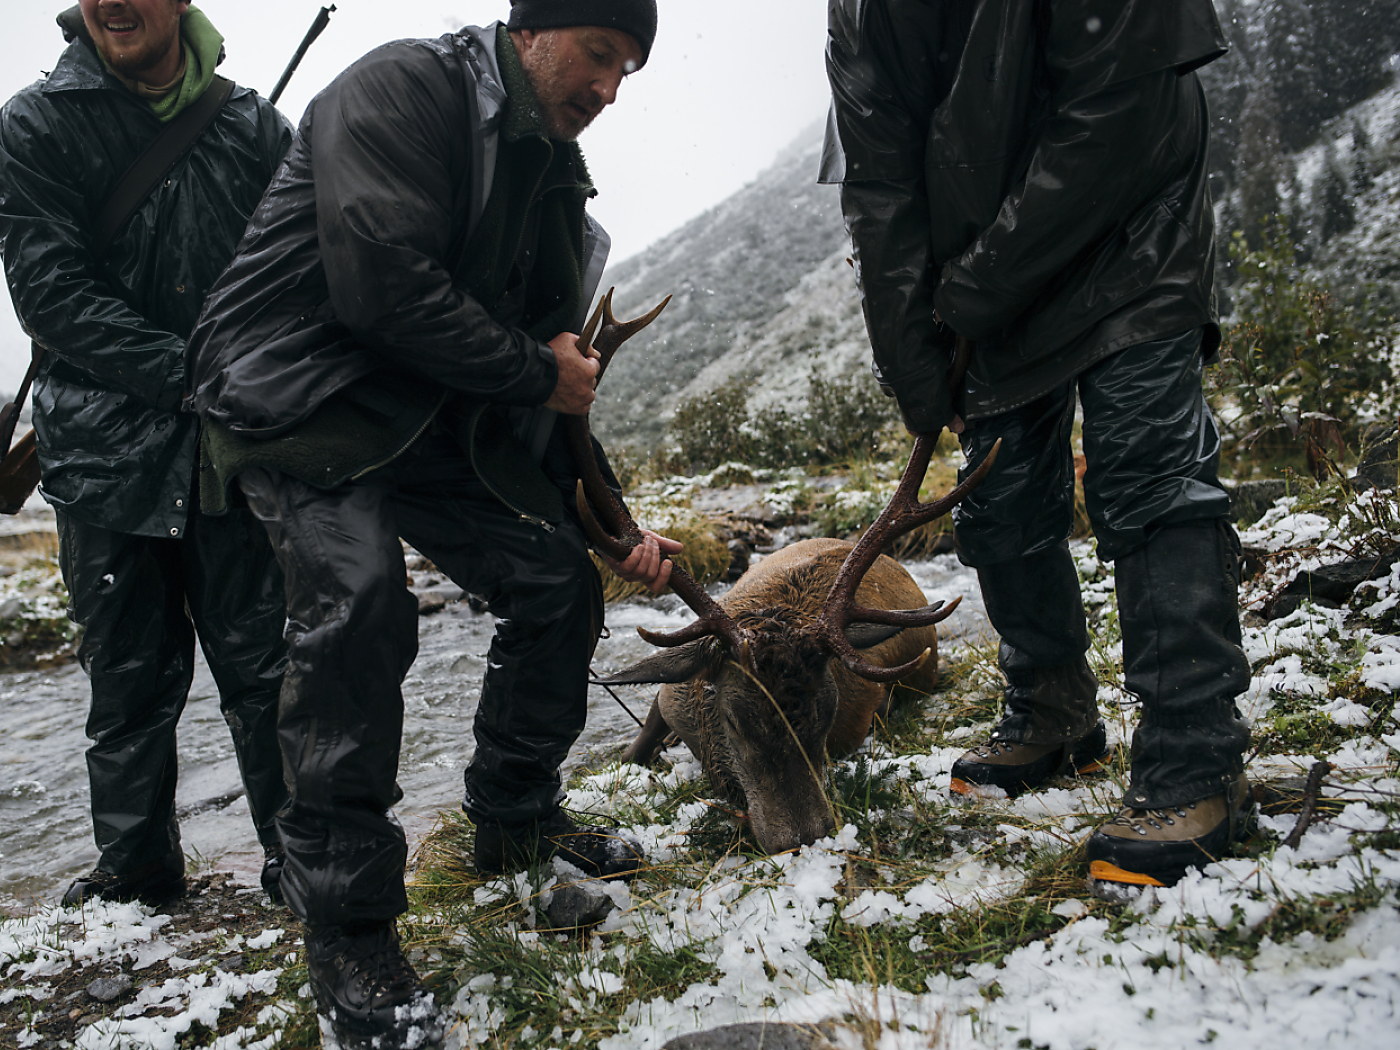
597, 639, 719, 685
844, 622, 907, 650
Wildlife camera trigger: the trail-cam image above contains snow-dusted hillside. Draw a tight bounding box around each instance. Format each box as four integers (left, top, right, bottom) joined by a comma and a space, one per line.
594, 66, 1400, 461
592, 124, 850, 448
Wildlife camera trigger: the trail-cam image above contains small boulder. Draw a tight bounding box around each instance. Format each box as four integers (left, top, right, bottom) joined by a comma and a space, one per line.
1227, 479, 1290, 526
663, 1023, 842, 1050
417, 592, 448, 616
86, 974, 133, 1003
544, 880, 617, 930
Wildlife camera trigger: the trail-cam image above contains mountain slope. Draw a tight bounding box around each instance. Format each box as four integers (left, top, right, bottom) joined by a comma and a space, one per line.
593, 124, 852, 447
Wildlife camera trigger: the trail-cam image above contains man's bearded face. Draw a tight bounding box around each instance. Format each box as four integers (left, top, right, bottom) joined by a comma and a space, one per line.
516, 26, 643, 142
80, 0, 190, 84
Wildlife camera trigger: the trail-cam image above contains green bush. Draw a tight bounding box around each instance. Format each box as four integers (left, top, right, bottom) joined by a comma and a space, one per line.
1208, 222, 1396, 477
666, 367, 901, 474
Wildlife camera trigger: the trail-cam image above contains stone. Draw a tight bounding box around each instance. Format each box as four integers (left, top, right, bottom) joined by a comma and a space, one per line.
1354, 423, 1398, 490
1226, 479, 1291, 526
725, 540, 750, 582
1267, 548, 1400, 618
662, 1023, 842, 1050
417, 592, 448, 616
86, 974, 133, 1003
544, 881, 616, 929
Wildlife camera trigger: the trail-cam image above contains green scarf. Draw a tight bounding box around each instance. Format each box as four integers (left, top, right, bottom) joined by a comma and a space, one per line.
99, 5, 223, 123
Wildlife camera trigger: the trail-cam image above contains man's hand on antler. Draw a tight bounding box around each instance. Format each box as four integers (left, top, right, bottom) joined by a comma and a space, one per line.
604, 529, 683, 595
543, 332, 601, 414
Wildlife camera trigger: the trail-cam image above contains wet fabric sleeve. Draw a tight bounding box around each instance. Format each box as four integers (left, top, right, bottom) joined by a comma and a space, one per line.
826, 0, 954, 434
310, 50, 557, 406
933, 67, 1186, 340
0, 100, 185, 413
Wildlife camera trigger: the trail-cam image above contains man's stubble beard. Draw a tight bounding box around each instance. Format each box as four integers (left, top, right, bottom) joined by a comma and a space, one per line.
519, 36, 601, 142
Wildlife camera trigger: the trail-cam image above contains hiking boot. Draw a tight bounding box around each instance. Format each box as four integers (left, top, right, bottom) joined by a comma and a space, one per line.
950, 721, 1109, 798
62, 850, 186, 907
1086, 773, 1255, 889
305, 921, 444, 1050
472, 809, 644, 879
261, 845, 286, 906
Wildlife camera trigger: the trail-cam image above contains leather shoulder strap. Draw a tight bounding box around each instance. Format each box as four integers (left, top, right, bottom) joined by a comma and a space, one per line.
91, 75, 237, 255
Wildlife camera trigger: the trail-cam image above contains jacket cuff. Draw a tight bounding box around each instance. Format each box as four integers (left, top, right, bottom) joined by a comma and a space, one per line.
886, 363, 954, 435
934, 262, 1006, 342
498, 330, 560, 407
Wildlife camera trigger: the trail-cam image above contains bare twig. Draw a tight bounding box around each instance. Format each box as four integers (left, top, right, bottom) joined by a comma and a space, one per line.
1282, 760, 1334, 849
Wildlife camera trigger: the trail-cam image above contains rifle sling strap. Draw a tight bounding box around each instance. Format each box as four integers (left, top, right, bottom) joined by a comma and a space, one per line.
91, 74, 236, 254
13, 74, 238, 449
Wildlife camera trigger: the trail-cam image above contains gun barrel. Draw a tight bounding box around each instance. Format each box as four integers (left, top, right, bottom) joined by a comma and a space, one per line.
269, 5, 337, 106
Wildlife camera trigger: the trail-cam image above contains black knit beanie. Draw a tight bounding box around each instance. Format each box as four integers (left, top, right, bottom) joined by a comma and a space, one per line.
506, 0, 658, 67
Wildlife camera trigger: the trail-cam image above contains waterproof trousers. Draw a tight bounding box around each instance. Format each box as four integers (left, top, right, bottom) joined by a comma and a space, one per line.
239, 431, 604, 927
57, 502, 288, 877
953, 328, 1251, 807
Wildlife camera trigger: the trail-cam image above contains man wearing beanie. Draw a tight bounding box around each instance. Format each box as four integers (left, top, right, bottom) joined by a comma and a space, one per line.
185, 2, 662, 1046
0, 2, 292, 909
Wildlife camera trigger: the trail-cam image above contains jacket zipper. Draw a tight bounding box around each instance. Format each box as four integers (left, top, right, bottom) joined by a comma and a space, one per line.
349, 391, 448, 482
466, 410, 556, 532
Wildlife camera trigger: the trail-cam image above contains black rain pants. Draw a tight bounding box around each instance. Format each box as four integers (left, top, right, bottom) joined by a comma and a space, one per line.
238, 430, 603, 927
57, 500, 288, 877
952, 328, 1251, 807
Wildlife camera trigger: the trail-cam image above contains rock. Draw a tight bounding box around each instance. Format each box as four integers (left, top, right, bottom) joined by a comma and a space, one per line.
0, 597, 23, 620
725, 540, 750, 581
86, 974, 133, 1003
1266, 549, 1400, 619
417, 592, 448, 615
663, 1023, 842, 1050
1227, 479, 1291, 526
1354, 423, 1398, 490
544, 881, 617, 929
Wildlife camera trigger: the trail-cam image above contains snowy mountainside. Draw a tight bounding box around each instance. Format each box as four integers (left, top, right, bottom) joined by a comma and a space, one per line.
592, 123, 853, 447
1307, 77, 1400, 311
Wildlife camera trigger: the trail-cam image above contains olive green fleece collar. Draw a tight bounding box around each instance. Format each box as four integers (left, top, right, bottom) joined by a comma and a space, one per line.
494, 23, 593, 191
96, 6, 224, 123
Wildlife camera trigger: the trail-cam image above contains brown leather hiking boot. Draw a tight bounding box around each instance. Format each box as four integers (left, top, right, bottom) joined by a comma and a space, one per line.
1086, 773, 1255, 889
950, 721, 1109, 798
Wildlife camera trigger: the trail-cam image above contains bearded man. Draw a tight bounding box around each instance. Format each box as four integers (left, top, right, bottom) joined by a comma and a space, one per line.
184, 1, 670, 1044
0, 1, 291, 907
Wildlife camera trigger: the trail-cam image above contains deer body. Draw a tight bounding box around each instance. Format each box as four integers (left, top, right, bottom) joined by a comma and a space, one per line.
612, 538, 941, 853
569, 289, 997, 856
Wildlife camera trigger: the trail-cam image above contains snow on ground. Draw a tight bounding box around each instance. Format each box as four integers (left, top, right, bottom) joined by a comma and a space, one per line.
3, 486, 1399, 1049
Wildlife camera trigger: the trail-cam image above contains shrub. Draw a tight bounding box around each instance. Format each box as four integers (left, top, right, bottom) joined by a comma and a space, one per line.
666, 366, 901, 474
1209, 223, 1396, 478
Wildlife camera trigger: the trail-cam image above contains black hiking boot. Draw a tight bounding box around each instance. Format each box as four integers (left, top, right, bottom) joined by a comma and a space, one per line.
951, 720, 1110, 797
305, 921, 444, 1050
260, 845, 286, 906
472, 809, 644, 879
1086, 773, 1256, 891
62, 850, 186, 907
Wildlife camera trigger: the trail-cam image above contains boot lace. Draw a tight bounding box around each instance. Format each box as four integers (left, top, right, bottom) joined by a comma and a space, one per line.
1110, 803, 1195, 836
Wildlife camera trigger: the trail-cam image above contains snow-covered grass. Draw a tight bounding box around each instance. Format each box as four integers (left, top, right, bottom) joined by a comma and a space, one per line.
4, 477, 1398, 1050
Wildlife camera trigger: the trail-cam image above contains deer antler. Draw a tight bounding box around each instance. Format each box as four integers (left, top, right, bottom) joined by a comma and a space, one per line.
563, 290, 751, 656
812, 434, 1001, 683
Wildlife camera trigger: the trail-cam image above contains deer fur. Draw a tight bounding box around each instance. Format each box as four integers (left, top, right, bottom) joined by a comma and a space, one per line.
608, 537, 941, 853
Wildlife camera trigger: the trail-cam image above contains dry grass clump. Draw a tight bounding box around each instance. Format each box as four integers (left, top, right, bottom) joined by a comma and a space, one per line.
592, 518, 730, 602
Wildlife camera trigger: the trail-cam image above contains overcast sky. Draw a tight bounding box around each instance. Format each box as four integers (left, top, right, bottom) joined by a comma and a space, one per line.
0, 0, 833, 394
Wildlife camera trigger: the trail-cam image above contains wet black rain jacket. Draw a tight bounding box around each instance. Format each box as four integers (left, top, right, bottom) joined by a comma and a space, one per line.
822, 0, 1228, 432
0, 25, 291, 537
184, 24, 612, 523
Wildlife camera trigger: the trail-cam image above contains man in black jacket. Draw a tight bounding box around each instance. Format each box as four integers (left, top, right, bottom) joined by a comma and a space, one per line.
0, 1, 291, 907
824, 0, 1254, 893
184, 2, 668, 1045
